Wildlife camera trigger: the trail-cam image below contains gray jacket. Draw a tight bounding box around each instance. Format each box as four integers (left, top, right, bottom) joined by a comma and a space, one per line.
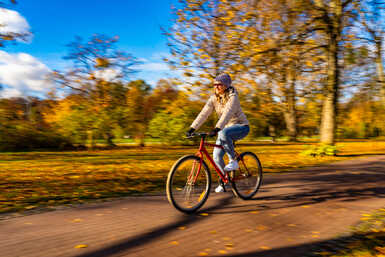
191, 88, 249, 130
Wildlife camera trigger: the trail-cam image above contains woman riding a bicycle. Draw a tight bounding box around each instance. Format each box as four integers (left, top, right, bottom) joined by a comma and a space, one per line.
186, 73, 250, 193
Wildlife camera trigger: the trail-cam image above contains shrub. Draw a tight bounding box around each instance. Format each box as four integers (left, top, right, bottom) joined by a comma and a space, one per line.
0, 123, 73, 151
301, 144, 339, 157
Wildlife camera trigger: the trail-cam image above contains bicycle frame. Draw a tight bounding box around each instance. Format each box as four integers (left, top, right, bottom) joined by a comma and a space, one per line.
193, 136, 233, 184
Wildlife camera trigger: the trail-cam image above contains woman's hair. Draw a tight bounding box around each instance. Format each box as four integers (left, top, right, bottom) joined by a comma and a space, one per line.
215, 86, 235, 105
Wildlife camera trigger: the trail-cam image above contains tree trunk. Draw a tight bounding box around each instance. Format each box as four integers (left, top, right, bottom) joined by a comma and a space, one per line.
268, 124, 276, 142
320, 40, 339, 145
320, 93, 337, 144
106, 132, 116, 147
87, 129, 94, 150
320, 2, 341, 146
283, 67, 297, 141
375, 40, 385, 106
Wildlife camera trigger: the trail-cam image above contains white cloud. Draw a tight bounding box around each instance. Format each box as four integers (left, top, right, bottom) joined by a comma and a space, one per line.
136, 62, 170, 72
0, 51, 53, 98
150, 52, 170, 61
0, 8, 31, 41
94, 68, 121, 81
1, 87, 20, 98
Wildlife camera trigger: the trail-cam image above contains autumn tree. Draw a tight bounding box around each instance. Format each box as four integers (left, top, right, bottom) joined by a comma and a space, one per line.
339, 85, 384, 138
0, 97, 71, 151
295, 0, 359, 145
244, 0, 327, 141
52, 34, 138, 147
165, 0, 256, 93
166, 0, 326, 141
124, 80, 152, 146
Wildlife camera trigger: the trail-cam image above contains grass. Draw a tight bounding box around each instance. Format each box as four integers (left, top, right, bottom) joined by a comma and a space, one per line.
0, 140, 384, 214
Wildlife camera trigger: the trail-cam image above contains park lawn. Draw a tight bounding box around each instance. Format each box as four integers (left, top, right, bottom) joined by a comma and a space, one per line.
0, 140, 384, 214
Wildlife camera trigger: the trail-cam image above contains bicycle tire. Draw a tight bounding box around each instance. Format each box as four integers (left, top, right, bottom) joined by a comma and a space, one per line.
230, 151, 262, 200
166, 155, 211, 214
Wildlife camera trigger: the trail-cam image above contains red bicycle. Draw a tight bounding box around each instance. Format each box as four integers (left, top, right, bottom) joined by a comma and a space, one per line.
166, 132, 263, 214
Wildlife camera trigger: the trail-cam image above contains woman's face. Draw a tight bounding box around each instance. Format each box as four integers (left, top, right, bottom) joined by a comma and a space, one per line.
214, 82, 226, 95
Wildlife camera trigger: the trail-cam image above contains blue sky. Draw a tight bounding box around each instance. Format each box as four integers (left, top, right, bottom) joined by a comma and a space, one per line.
0, 0, 179, 97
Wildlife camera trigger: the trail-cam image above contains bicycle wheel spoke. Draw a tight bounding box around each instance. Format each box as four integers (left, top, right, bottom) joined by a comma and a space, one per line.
167, 155, 211, 213
231, 152, 262, 200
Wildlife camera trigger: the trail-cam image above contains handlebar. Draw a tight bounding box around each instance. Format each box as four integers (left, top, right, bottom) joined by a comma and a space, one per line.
186, 132, 210, 139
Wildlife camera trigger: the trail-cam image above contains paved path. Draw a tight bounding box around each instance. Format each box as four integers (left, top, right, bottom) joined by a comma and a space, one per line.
1, 156, 385, 257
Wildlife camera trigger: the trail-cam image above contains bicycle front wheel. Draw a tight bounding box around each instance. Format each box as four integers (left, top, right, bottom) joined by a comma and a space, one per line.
230, 152, 262, 200
166, 155, 211, 214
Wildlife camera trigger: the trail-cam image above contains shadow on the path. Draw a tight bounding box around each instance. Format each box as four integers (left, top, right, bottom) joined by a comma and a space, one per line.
75, 196, 234, 257
209, 230, 385, 257
76, 156, 385, 257
210, 156, 385, 214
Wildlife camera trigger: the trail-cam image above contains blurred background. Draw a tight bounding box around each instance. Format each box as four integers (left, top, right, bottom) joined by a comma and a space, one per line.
0, 0, 384, 151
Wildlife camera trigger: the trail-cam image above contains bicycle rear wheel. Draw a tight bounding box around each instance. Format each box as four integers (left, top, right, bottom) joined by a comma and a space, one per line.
230, 152, 262, 200
166, 155, 211, 214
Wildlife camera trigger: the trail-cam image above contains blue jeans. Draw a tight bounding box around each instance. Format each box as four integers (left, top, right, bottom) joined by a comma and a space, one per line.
213, 125, 249, 173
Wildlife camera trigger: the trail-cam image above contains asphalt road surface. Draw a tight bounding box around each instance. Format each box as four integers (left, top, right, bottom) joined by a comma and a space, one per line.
1, 155, 384, 257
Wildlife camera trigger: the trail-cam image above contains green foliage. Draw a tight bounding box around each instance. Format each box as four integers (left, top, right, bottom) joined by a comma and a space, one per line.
301, 144, 339, 157
147, 111, 190, 144
147, 93, 199, 144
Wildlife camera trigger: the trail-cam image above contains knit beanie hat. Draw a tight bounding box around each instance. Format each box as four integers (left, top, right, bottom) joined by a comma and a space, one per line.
214, 73, 232, 88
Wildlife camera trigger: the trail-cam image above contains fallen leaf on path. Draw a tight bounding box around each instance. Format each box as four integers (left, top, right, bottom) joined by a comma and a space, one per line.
256, 225, 268, 231
178, 226, 186, 230
301, 205, 310, 208
74, 244, 88, 248
198, 192, 205, 202
218, 250, 227, 254
287, 224, 296, 227
72, 218, 83, 223
210, 230, 217, 234
245, 228, 253, 232
198, 252, 208, 256
200, 213, 209, 216
222, 237, 231, 241
260, 246, 271, 250
249, 211, 258, 214
170, 241, 179, 245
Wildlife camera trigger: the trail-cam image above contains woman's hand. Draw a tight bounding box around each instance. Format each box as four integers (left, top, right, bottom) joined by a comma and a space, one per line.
186, 128, 195, 137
